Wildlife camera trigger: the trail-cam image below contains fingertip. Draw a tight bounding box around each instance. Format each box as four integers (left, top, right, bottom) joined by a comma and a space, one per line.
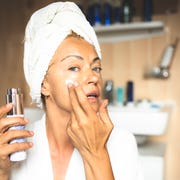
66, 80, 74, 88
29, 131, 34, 136
100, 99, 109, 111
103, 99, 109, 108
23, 118, 29, 123
29, 142, 33, 147
74, 81, 79, 87
6, 103, 13, 109
66, 80, 79, 88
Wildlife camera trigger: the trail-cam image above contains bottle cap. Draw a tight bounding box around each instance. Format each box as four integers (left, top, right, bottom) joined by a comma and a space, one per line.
6, 88, 24, 115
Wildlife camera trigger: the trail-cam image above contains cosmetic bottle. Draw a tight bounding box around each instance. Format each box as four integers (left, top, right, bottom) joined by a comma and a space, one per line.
143, 0, 153, 21
6, 88, 27, 161
103, 0, 112, 25
160, 38, 179, 69
121, 0, 134, 23
112, 0, 122, 24
86, 0, 101, 26
103, 80, 114, 104
116, 87, 124, 105
126, 81, 134, 104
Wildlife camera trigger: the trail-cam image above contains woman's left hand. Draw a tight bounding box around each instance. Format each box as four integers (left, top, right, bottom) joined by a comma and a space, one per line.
67, 83, 114, 179
67, 83, 113, 158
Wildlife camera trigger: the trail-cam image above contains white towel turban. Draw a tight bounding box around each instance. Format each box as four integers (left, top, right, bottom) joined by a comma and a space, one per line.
24, 1, 101, 107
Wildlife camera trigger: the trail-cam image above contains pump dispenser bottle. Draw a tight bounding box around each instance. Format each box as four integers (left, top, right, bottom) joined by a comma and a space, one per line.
6, 88, 27, 161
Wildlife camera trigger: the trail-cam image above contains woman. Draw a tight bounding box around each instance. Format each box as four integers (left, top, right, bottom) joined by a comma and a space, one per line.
0, 2, 143, 180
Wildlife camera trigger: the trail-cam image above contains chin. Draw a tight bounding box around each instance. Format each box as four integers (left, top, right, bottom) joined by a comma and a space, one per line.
90, 102, 99, 112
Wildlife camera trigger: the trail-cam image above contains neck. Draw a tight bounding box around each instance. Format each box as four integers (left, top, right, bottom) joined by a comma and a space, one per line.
45, 102, 74, 179
45, 102, 73, 153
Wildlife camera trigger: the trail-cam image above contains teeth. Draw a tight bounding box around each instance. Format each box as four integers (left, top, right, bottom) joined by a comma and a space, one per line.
87, 94, 97, 98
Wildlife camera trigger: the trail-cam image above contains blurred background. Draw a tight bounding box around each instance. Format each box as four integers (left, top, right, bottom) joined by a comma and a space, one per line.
0, 0, 180, 179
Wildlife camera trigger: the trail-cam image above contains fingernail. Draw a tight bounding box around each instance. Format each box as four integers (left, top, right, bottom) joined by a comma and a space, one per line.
67, 82, 73, 88
29, 131, 34, 136
73, 81, 78, 87
24, 118, 29, 123
29, 142, 33, 147
66, 80, 74, 86
6, 103, 13, 109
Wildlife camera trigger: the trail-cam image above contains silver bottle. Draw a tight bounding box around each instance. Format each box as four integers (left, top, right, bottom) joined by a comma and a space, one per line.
6, 88, 26, 161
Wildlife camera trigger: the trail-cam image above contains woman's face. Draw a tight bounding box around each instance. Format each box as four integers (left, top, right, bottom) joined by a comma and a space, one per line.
42, 36, 103, 113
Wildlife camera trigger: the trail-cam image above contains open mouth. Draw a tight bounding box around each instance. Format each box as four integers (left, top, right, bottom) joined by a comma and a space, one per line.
86, 92, 99, 100
87, 93, 98, 98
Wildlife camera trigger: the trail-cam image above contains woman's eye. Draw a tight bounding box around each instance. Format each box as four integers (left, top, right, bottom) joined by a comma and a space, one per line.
68, 67, 79, 72
92, 67, 102, 73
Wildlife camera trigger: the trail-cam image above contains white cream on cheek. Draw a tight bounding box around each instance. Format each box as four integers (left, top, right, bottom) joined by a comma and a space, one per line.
65, 80, 74, 86
65, 79, 78, 87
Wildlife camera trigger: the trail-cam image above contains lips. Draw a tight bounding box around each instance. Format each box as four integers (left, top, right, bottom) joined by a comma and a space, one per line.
86, 91, 99, 100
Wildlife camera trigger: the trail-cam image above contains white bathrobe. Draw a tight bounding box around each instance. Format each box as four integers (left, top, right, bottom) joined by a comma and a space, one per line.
10, 115, 144, 180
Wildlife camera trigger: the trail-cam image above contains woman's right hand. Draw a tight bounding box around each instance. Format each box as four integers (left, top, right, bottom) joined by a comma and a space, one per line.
0, 104, 33, 179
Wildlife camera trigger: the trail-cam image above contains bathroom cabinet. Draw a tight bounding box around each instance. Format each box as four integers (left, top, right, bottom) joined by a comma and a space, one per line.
139, 142, 165, 180
108, 105, 170, 180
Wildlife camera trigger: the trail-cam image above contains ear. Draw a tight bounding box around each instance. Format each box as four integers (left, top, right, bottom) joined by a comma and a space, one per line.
41, 78, 50, 97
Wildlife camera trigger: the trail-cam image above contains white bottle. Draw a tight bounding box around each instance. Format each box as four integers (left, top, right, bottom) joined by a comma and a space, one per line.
160, 38, 179, 69
6, 88, 27, 161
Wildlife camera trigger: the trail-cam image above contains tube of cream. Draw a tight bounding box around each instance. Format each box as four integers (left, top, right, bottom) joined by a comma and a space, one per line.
6, 88, 27, 161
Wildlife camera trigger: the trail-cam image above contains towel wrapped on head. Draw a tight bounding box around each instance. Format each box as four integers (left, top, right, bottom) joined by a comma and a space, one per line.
23, 1, 101, 107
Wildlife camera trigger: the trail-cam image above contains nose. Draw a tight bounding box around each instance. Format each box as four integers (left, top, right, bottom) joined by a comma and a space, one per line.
84, 69, 99, 85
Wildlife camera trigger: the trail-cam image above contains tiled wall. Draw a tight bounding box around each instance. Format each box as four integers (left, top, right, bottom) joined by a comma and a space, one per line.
100, 13, 180, 180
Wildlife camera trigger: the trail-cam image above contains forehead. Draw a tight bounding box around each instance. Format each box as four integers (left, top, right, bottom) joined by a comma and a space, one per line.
47, 36, 101, 70
52, 36, 99, 62
47, 36, 101, 73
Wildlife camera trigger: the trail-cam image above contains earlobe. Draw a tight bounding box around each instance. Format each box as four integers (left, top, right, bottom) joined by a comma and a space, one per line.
41, 79, 50, 96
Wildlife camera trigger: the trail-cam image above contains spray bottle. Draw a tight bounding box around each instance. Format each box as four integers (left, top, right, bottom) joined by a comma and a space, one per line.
6, 88, 27, 161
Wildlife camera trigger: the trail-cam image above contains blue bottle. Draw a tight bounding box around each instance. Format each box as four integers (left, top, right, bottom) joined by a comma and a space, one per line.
103, 0, 112, 26
112, 0, 122, 24
126, 80, 134, 103
143, 0, 153, 21
86, 0, 101, 26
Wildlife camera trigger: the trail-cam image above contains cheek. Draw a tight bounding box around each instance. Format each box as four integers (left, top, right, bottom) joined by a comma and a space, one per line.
50, 83, 72, 111
99, 77, 103, 88
48, 73, 86, 112
47, 74, 70, 104
99, 77, 103, 93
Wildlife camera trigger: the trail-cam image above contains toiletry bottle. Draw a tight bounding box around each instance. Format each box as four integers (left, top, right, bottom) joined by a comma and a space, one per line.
112, 0, 122, 24
6, 88, 27, 161
126, 81, 134, 104
86, 0, 101, 26
121, 0, 134, 23
116, 87, 124, 105
103, 80, 114, 104
103, 0, 112, 26
143, 0, 153, 22
160, 38, 179, 69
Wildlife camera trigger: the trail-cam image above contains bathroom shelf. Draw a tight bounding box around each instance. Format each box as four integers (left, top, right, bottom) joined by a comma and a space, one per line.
94, 21, 164, 42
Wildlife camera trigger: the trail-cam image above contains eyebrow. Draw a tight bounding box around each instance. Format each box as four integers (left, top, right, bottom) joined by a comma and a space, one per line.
61, 55, 83, 61
61, 55, 101, 63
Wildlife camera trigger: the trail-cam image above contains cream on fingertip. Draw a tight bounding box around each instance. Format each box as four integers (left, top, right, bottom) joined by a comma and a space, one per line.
65, 80, 78, 87
66, 80, 74, 86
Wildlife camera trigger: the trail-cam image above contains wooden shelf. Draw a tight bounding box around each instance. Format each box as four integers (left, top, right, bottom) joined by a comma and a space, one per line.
94, 21, 164, 42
